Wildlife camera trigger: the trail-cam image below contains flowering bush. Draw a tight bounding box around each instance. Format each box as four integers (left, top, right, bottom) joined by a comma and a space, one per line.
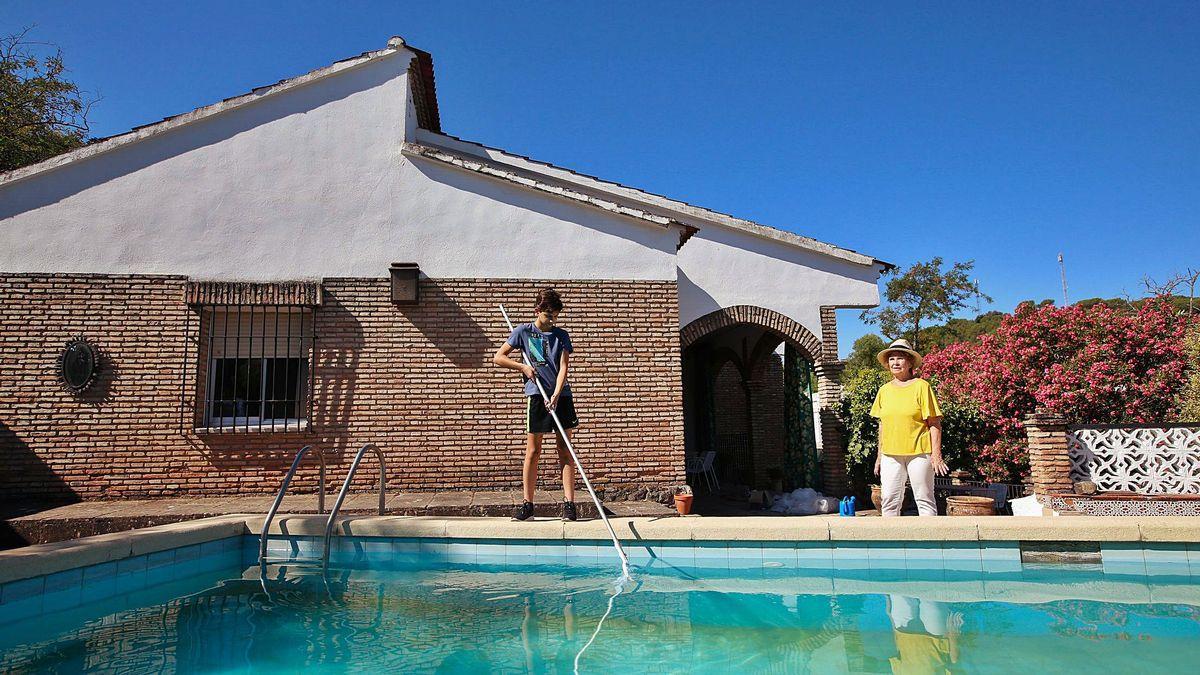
921, 298, 1189, 481
972, 438, 1029, 484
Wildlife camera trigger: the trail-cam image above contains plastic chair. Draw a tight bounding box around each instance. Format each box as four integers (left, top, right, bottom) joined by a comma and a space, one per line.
686, 451, 720, 492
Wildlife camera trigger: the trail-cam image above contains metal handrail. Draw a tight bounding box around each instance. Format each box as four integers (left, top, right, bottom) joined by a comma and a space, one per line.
322, 443, 386, 566
258, 445, 327, 564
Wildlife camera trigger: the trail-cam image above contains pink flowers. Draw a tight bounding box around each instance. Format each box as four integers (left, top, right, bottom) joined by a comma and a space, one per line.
922, 298, 1189, 481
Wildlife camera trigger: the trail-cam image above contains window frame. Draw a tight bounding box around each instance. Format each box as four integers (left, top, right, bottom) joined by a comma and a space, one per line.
194, 304, 317, 434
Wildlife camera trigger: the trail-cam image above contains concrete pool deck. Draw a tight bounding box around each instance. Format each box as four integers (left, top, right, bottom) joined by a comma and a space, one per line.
3, 513, 1200, 585
1, 492, 677, 547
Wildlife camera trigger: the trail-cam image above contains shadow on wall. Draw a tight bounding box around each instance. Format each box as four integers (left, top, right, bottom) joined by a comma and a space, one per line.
403, 159, 677, 256
76, 342, 120, 406
678, 268, 724, 326
0, 419, 80, 547
312, 289, 365, 439
399, 278, 493, 369
0, 56, 405, 219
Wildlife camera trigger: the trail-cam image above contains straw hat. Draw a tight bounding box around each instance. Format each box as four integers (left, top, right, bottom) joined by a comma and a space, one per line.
877, 338, 923, 369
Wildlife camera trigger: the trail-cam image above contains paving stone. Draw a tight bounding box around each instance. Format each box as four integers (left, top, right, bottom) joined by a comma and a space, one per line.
2, 492, 673, 546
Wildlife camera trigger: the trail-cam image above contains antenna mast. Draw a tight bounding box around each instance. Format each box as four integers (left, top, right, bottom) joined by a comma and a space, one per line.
1058, 253, 1068, 305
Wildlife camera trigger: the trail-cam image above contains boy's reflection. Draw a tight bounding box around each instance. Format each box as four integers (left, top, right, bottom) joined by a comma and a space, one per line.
886, 594, 963, 674
520, 593, 579, 673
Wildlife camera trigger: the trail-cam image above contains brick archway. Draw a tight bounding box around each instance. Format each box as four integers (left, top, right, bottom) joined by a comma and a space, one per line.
680, 304, 848, 496
680, 305, 822, 360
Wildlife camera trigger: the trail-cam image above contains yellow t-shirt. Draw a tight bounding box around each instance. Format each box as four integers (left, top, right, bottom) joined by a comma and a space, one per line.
870, 378, 942, 456
889, 630, 953, 675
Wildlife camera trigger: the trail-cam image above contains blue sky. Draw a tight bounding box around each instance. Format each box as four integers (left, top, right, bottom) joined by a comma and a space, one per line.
6, 1, 1198, 356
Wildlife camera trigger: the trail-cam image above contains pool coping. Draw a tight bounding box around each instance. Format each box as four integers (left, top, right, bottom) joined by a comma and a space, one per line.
3, 514, 1199, 585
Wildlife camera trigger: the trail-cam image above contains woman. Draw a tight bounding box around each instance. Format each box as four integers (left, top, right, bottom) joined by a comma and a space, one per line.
870, 338, 947, 516
886, 593, 963, 673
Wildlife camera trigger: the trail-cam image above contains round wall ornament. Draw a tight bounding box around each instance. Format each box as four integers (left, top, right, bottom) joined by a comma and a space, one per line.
58, 337, 100, 393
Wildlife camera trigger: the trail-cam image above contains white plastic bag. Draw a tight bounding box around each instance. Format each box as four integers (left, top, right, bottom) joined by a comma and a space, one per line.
769, 487, 835, 515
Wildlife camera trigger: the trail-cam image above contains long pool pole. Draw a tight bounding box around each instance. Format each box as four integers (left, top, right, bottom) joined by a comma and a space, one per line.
500, 305, 632, 580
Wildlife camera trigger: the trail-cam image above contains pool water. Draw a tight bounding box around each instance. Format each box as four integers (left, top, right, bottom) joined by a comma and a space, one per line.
2, 555, 1199, 673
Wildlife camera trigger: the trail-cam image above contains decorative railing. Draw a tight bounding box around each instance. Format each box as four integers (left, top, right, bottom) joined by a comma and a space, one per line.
1067, 423, 1200, 494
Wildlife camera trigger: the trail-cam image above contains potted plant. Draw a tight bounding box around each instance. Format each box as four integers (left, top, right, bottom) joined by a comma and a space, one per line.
673, 485, 694, 515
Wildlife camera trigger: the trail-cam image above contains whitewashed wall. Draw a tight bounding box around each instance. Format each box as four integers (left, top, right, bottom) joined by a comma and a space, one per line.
0, 50, 678, 281
677, 223, 882, 338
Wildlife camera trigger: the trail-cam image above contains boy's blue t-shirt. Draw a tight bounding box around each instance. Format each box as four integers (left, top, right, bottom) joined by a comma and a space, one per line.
506, 323, 573, 397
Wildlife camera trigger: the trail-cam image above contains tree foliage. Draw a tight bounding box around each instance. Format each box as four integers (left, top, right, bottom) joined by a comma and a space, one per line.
1181, 322, 1200, 422
916, 311, 1005, 352
861, 257, 990, 351
1, 29, 94, 172
842, 333, 888, 380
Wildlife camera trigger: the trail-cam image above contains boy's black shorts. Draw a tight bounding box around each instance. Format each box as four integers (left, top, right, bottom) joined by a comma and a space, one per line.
526, 394, 579, 434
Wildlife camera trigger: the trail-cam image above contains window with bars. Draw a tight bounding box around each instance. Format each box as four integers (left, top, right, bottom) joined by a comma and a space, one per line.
197, 306, 316, 432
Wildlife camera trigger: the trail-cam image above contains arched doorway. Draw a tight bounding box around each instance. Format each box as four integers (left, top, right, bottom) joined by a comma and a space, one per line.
681, 306, 824, 494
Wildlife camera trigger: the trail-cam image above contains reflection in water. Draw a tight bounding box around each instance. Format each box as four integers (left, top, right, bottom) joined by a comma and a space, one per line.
885, 594, 962, 674
2, 564, 1200, 674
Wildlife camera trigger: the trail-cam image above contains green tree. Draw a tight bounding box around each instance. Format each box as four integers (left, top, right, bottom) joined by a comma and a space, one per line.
861, 257, 991, 351
842, 333, 888, 381
918, 311, 1005, 351
1181, 323, 1200, 422
1, 29, 94, 172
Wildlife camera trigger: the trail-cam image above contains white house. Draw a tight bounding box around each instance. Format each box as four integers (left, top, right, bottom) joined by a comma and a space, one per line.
0, 37, 887, 504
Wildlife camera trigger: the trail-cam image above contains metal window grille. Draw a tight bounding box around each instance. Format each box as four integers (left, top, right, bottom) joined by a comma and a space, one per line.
197, 305, 316, 432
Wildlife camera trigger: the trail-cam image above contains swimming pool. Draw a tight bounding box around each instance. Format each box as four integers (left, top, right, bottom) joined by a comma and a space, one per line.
2, 529, 1199, 673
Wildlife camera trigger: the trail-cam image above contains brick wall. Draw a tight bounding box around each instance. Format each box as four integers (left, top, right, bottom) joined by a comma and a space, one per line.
0, 274, 685, 501
748, 351, 785, 488
711, 360, 751, 485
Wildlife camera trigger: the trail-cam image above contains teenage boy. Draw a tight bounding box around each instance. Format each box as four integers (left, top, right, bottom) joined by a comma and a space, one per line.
493, 289, 579, 521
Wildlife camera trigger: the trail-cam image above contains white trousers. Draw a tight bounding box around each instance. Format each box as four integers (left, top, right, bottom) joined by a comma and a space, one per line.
887, 594, 949, 636
880, 453, 937, 517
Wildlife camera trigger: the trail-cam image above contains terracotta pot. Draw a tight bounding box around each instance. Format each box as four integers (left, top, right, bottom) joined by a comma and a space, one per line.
946, 495, 996, 516
870, 484, 882, 510
673, 494, 694, 516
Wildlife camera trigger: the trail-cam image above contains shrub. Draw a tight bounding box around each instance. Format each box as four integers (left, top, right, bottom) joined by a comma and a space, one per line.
842, 368, 889, 492
1180, 322, 1200, 422
924, 298, 1188, 432
921, 298, 1189, 481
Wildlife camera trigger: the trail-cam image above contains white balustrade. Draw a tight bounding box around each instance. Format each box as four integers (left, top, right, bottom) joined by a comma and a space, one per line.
1067, 425, 1200, 494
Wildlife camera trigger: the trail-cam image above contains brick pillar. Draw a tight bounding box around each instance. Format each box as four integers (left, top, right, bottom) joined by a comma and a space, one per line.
1025, 410, 1071, 503
815, 307, 849, 496
815, 361, 848, 496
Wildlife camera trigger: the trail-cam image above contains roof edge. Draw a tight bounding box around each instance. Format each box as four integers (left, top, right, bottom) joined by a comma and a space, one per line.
0, 38, 420, 189
414, 129, 889, 270
402, 141, 695, 236
400, 38, 441, 133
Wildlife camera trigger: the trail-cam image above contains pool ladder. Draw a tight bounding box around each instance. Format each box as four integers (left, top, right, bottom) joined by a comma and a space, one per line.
258, 443, 386, 569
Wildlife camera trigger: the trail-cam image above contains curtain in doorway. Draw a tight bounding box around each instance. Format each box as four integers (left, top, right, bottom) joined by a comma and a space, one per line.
784, 344, 820, 490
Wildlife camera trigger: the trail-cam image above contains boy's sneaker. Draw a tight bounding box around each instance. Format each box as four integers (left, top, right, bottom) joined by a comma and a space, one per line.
562, 501, 578, 522
513, 501, 535, 521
